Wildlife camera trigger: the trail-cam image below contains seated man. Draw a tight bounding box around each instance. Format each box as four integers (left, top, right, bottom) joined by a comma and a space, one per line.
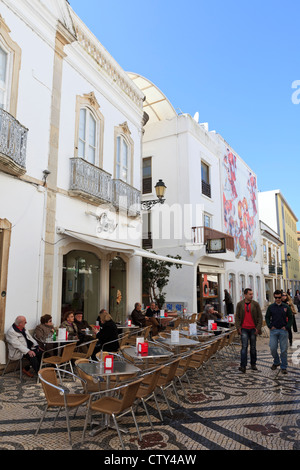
131, 302, 159, 336
6, 316, 43, 377
199, 304, 222, 327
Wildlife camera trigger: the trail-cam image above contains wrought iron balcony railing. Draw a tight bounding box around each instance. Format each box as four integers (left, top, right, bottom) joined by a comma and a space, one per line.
111, 178, 140, 216
0, 108, 28, 176
69, 157, 112, 204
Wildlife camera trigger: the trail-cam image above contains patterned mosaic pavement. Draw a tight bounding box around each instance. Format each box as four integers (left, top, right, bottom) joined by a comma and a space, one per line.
0, 326, 300, 452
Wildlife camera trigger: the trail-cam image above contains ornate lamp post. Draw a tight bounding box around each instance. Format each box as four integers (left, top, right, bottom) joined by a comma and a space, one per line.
141, 179, 167, 211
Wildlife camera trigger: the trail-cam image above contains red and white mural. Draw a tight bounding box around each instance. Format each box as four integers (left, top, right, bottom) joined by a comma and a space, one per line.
222, 147, 259, 261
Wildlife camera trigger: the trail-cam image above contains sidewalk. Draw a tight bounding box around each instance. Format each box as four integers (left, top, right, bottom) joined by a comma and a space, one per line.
0, 323, 299, 451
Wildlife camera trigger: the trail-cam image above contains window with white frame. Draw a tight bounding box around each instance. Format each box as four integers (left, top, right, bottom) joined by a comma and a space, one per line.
116, 135, 129, 182
0, 45, 9, 110
203, 213, 212, 228
78, 108, 97, 165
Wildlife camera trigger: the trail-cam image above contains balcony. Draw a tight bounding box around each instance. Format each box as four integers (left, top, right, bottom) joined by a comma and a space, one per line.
277, 266, 283, 275
69, 157, 112, 204
269, 264, 276, 275
0, 108, 28, 176
111, 179, 140, 217
201, 180, 211, 198
191, 226, 235, 252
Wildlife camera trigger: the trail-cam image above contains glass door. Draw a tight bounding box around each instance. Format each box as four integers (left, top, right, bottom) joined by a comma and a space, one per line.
109, 256, 127, 323
62, 250, 100, 325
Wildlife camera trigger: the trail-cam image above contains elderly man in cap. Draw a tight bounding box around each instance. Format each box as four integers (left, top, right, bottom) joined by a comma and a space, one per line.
6, 316, 42, 377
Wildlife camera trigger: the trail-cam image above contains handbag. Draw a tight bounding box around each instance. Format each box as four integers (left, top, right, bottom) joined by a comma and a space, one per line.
292, 316, 298, 333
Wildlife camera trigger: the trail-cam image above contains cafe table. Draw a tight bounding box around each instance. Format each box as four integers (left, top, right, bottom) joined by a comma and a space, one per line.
198, 326, 230, 336
155, 336, 199, 355
179, 329, 215, 341
122, 343, 173, 368
76, 359, 141, 437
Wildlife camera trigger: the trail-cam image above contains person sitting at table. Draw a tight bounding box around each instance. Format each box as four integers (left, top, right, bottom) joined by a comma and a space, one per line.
60, 311, 79, 340
131, 302, 159, 336
91, 309, 119, 360
34, 314, 55, 350
74, 311, 97, 340
146, 302, 159, 318
6, 316, 43, 377
199, 304, 222, 327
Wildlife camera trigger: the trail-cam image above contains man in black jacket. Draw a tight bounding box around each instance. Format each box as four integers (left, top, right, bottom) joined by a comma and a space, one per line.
265, 290, 293, 374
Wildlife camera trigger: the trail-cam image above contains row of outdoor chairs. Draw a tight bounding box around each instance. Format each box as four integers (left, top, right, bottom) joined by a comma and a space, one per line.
33, 328, 238, 449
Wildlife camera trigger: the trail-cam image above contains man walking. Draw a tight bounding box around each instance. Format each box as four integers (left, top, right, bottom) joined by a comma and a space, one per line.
265, 290, 293, 374
235, 288, 263, 373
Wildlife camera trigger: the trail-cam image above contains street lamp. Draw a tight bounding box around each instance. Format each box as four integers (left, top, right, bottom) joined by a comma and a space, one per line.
141, 179, 167, 211
282, 253, 291, 263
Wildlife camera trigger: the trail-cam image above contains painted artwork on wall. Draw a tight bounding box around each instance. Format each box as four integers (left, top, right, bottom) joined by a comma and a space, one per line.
222, 147, 259, 261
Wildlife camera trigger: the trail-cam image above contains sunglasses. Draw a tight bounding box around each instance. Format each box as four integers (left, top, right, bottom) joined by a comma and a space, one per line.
274, 296, 282, 299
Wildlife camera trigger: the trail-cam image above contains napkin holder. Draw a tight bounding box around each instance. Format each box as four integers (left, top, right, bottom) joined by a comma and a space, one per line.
228, 314, 235, 323
58, 328, 66, 340
208, 320, 214, 331
138, 342, 148, 355
136, 337, 144, 352
171, 330, 179, 343
104, 355, 114, 370
189, 323, 197, 335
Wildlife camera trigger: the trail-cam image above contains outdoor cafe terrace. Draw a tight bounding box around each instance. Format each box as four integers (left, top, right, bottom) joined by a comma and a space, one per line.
0, 315, 300, 452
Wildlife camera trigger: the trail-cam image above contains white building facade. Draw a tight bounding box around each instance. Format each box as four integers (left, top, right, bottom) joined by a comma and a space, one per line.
0, 0, 146, 364
130, 74, 263, 314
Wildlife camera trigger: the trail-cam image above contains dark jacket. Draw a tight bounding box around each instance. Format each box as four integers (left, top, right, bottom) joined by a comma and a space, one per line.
131, 309, 146, 327
235, 299, 263, 333
96, 320, 119, 352
265, 302, 293, 330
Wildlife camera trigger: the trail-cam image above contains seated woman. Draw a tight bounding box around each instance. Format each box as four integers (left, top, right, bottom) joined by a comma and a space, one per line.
199, 304, 222, 327
34, 314, 55, 348
60, 311, 79, 340
91, 309, 119, 360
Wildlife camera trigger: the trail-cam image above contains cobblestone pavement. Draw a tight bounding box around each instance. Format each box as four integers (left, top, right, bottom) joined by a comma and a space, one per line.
0, 325, 300, 451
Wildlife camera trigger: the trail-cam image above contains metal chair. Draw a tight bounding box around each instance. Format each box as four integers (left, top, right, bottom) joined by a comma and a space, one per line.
82, 377, 144, 450
154, 357, 181, 416
134, 365, 165, 427
39, 342, 77, 377
36, 367, 89, 446
72, 339, 97, 361
1, 356, 24, 382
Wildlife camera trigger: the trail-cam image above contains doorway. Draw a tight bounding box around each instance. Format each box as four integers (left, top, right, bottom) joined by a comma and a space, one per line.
197, 272, 220, 313
62, 250, 100, 325
109, 256, 127, 323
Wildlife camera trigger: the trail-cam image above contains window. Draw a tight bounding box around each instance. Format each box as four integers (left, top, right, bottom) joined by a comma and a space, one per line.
203, 213, 212, 228
75, 93, 104, 167
0, 46, 8, 109
0, 17, 21, 116
116, 135, 129, 182
143, 157, 152, 194
78, 108, 97, 164
201, 161, 211, 198
114, 122, 134, 185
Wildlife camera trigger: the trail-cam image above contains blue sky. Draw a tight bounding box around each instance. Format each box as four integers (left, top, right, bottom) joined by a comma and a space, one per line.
69, 0, 300, 228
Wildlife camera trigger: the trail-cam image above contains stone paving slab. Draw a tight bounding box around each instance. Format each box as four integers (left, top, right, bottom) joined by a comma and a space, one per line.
0, 327, 300, 451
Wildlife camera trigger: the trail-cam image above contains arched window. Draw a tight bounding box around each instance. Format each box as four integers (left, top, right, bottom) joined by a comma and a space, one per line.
114, 122, 134, 184
116, 134, 129, 182
78, 108, 97, 164
75, 92, 104, 167
0, 16, 21, 116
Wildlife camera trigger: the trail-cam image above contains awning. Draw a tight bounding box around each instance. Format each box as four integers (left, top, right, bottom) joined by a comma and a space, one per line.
57, 227, 193, 266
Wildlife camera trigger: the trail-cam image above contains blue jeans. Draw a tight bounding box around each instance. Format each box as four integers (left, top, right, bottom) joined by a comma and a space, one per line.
240, 328, 257, 368
269, 328, 288, 370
